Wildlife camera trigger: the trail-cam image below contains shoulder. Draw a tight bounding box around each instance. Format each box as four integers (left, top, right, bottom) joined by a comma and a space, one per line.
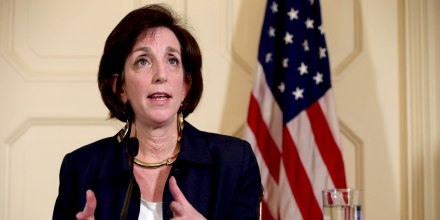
60, 135, 120, 176
183, 122, 254, 164
184, 121, 249, 146
203, 131, 250, 153
202, 130, 248, 147
65, 136, 117, 161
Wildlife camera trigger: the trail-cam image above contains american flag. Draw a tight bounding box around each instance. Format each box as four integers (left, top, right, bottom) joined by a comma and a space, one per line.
244, 0, 347, 219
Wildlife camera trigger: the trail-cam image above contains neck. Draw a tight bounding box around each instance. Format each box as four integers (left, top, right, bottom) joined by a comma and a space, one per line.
132, 120, 179, 161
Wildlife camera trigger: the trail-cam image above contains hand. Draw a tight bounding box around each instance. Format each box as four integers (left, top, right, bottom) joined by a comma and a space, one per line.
76, 190, 96, 220
169, 176, 206, 220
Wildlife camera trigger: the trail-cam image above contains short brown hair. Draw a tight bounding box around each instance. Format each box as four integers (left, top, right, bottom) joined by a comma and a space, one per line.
98, 4, 203, 122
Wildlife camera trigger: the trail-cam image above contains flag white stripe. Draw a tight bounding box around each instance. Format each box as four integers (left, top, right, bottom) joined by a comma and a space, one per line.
251, 63, 283, 151
244, 125, 279, 219
244, 125, 271, 188
279, 164, 303, 220
285, 105, 335, 211
318, 89, 342, 148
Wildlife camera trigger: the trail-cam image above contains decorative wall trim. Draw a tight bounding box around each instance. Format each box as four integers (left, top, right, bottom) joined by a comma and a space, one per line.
330, 0, 362, 79
0, 0, 96, 81
227, 0, 264, 76
2, 117, 121, 219
5, 117, 119, 145
404, 0, 437, 219
339, 120, 364, 190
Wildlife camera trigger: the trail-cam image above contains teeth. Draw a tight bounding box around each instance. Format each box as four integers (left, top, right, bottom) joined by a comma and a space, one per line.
152, 95, 166, 98
150, 93, 169, 100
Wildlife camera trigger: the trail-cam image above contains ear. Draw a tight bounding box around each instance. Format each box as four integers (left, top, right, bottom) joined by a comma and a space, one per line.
112, 74, 127, 103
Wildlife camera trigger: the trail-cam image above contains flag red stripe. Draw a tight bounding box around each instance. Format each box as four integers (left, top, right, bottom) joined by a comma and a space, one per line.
306, 102, 347, 188
282, 126, 323, 220
247, 95, 281, 182
261, 200, 276, 220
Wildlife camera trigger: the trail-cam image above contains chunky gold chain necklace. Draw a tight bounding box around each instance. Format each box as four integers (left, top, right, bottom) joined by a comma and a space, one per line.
133, 151, 179, 169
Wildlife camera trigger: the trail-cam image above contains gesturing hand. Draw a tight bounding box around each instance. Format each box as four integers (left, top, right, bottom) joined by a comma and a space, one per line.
169, 176, 206, 220
76, 190, 96, 220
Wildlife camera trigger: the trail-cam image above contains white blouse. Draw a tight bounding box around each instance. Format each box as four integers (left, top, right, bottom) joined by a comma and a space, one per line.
138, 199, 163, 220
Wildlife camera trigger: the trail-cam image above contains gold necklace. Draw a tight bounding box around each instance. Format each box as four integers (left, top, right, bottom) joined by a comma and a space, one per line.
132, 116, 183, 169
133, 151, 179, 169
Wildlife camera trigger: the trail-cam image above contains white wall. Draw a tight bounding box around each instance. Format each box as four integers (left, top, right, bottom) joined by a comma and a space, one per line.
0, 0, 438, 219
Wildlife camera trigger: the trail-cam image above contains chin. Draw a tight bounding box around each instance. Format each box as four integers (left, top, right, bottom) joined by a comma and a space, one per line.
149, 113, 176, 124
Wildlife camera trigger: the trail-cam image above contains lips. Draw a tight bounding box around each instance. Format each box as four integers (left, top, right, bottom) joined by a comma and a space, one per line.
148, 92, 171, 101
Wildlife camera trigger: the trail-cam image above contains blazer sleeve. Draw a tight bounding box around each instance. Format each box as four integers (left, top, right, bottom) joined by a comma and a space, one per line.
227, 141, 262, 219
52, 153, 81, 220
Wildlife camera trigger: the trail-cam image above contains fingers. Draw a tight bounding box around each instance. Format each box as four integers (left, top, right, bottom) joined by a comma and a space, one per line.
169, 200, 182, 216
76, 190, 96, 220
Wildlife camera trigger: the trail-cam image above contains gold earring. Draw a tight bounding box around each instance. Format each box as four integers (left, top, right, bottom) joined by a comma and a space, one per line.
117, 119, 130, 143
177, 112, 184, 141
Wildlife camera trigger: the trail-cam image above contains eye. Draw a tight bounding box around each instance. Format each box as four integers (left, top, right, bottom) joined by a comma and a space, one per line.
168, 57, 179, 65
135, 57, 149, 67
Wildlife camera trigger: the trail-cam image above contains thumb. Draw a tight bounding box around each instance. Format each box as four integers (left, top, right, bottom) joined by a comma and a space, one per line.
84, 190, 97, 214
169, 176, 187, 204
76, 190, 96, 219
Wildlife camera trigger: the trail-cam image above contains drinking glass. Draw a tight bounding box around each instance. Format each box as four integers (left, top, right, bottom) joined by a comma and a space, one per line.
322, 188, 361, 220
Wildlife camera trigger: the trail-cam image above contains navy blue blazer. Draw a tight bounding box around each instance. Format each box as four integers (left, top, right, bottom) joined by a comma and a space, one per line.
53, 121, 261, 219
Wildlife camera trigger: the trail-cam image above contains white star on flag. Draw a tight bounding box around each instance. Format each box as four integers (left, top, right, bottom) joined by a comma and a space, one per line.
271, 2, 278, 13
283, 58, 289, 68
268, 26, 276, 37
284, 32, 294, 44
318, 25, 324, 34
278, 82, 285, 93
313, 72, 324, 84
305, 18, 314, 29
298, 62, 308, 75
303, 40, 310, 51
319, 47, 327, 59
292, 87, 304, 100
265, 53, 272, 63
287, 8, 299, 20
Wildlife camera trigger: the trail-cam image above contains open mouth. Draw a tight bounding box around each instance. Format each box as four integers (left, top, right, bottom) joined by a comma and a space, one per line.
148, 92, 171, 101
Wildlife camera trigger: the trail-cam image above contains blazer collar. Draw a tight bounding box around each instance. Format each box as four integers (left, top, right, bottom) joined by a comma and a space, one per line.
99, 120, 213, 180
178, 121, 213, 165
115, 120, 213, 165
97, 134, 130, 180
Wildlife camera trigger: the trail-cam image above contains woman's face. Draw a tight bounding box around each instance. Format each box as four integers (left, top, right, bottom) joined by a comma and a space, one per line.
122, 27, 188, 126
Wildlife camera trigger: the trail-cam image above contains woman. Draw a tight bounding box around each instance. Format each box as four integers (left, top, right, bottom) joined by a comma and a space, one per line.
53, 4, 261, 220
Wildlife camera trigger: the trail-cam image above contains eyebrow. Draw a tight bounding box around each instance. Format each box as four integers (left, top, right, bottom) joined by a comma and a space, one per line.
131, 46, 181, 55
166, 46, 181, 54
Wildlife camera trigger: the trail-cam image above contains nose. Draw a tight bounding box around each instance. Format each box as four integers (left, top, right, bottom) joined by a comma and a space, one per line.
152, 62, 167, 84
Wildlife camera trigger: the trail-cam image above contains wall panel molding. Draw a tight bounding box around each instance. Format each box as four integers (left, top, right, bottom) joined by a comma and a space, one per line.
227, 0, 265, 76
0, 0, 136, 81
339, 120, 363, 190
5, 117, 120, 145
320, 0, 362, 79
3, 117, 122, 219
404, 0, 437, 219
